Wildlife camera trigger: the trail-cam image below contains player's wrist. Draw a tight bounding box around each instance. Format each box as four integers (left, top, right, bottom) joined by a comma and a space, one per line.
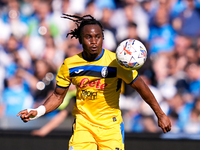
27, 105, 46, 120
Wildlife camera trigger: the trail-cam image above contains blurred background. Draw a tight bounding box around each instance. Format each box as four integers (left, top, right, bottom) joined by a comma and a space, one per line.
0, 0, 200, 149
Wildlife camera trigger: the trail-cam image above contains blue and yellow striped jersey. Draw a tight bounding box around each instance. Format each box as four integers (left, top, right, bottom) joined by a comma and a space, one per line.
56, 49, 138, 127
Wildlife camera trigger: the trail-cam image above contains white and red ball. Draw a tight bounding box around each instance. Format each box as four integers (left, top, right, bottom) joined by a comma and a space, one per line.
116, 39, 147, 70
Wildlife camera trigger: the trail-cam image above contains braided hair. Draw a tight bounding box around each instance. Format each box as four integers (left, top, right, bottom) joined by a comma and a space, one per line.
61, 14, 104, 44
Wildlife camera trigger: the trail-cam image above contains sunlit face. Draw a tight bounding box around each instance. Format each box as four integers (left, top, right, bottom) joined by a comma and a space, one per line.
80, 24, 103, 60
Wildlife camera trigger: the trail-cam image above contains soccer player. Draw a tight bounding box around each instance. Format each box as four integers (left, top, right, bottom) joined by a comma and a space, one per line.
17, 14, 171, 150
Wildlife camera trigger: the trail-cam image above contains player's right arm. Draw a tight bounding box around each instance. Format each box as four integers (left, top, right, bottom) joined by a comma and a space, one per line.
17, 86, 69, 123
130, 76, 171, 133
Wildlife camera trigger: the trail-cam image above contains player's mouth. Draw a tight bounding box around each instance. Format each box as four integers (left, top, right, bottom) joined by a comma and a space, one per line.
90, 46, 98, 51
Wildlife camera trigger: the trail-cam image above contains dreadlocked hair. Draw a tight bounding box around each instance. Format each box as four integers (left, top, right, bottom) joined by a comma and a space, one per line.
61, 14, 104, 43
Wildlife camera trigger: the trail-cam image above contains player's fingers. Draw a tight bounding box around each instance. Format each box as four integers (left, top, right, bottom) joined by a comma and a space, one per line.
26, 110, 37, 118
17, 110, 27, 117
21, 118, 30, 123
166, 122, 172, 132
20, 113, 27, 119
167, 125, 171, 131
17, 112, 21, 117
167, 126, 171, 132
162, 127, 167, 133
19, 113, 30, 122
162, 125, 171, 133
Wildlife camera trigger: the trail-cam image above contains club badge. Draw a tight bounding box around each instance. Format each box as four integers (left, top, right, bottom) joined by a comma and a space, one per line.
101, 67, 108, 78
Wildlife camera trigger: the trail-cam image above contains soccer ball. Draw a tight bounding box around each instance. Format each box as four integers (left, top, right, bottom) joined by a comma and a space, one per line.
116, 39, 147, 70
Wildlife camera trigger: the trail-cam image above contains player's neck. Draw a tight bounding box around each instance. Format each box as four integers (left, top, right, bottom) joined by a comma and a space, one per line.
82, 49, 104, 61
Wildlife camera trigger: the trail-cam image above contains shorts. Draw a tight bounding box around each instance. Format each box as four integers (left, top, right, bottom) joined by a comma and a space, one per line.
68, 117, 125, 150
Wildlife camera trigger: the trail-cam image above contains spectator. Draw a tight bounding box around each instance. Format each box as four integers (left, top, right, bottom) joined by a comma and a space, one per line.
100, 8, 117, 51
1, 0, 29, 40
111, 0, 149, 40
40, 35, 65, 71
147, 6, 176, 56
0, 0, 200, 135
183, 108, 200, 133
167, 92, 193, 131
84, 0, 102, 20
185, 62, 200, 99
16, 59, 55, 108
24, 0, 59, 59
0, 73, 33, 117
4, 34, 32, 70
185, 46, 199, 64
196, 37, 200, 64
172, 0, 200, 37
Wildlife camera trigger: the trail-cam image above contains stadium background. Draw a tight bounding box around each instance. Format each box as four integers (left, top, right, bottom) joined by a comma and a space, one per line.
1, 0, 200, 149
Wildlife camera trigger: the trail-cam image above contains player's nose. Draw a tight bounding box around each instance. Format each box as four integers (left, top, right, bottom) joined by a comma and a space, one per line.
91, 37, 97, 44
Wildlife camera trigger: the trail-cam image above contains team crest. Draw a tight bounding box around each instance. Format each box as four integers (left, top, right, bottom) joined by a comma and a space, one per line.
101, 67, 108, 78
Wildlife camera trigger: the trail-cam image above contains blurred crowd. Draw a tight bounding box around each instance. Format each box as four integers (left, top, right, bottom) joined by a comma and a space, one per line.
0, 0, 200, 134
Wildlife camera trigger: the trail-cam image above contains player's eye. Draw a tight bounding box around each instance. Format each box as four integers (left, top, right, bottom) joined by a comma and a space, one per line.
85, 35, 91, 39
96, 35, 100, 39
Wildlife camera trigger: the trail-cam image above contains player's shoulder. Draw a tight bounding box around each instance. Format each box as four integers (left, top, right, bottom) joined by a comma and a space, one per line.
104, 49, 116, 58
104, 49, 115, 55
64, 52, 82, 63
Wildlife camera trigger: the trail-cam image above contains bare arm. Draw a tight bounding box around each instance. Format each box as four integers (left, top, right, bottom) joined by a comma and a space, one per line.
130, 76, 171, 133
43, 87, 68, 113
31, 88, 75, 136
17, 87, 69, 122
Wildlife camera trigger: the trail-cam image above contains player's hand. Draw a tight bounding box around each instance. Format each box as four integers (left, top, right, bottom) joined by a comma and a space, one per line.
158, 114, 171, 133
17, 109, 37, 123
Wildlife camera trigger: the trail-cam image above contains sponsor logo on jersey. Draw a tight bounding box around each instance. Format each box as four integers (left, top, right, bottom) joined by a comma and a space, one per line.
75, 69, 84, 74
81, 90, 97, 100
78, 78, 107, 90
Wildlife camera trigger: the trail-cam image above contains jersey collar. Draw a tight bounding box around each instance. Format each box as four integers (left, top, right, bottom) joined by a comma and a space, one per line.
82, 49, 105, 61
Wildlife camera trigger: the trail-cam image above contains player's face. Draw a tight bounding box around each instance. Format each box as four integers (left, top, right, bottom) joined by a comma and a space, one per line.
80, 24, 103, 60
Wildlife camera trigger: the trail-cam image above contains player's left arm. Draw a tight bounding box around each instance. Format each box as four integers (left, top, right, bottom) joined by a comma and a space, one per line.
130, 76, 171, 133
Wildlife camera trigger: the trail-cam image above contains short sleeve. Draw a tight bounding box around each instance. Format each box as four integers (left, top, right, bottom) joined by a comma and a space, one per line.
56, 59, 71, 88
117, 65, 138, 84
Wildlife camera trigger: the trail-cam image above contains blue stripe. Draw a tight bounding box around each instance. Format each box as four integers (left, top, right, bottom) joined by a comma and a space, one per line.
129, 74, 139, 85
120, 122, 125, 144
69, 65, 116, 74
95, 49, 104, 61
82, 49, 104, 61
56, 84, 69, 89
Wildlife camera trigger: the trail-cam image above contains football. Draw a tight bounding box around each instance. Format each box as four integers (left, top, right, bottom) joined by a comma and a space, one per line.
116, 39, 147, 70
